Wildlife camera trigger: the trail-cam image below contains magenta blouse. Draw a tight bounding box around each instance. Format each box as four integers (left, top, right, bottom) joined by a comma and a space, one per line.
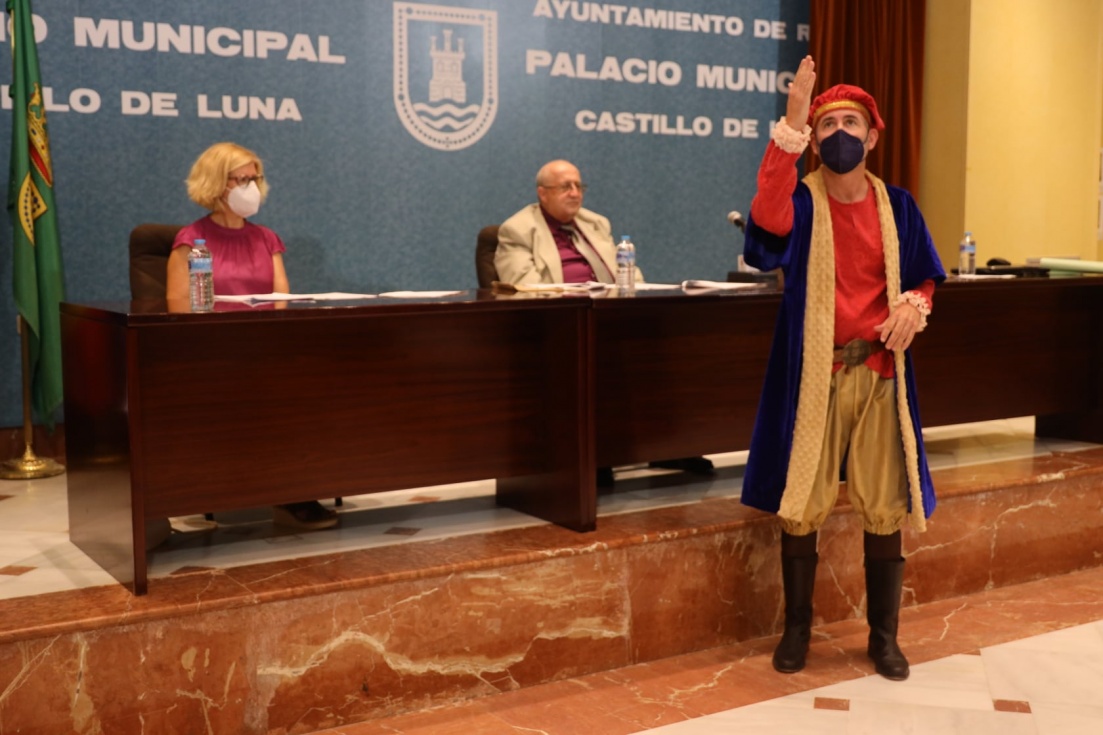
172, 215, 286, 295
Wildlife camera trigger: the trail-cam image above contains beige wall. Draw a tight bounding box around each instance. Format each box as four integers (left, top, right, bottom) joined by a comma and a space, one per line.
920, 0, 1103, 268
919, 0, 971, 269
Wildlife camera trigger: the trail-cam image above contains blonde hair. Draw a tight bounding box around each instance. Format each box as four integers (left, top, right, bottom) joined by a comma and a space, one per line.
185, 141, 270, 211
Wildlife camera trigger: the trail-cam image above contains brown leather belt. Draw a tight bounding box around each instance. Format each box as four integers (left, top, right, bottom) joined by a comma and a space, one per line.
833, 338, 885, 367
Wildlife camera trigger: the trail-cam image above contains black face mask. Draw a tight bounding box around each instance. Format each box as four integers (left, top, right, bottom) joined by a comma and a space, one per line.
818, 129, 867, 174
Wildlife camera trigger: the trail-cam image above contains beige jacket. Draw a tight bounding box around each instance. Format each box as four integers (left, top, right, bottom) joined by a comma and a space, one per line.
495, 204, 631, 285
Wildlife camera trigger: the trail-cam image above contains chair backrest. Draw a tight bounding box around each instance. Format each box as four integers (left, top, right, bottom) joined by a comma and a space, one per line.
475, 224, 500, 288
129, 223, 184, 299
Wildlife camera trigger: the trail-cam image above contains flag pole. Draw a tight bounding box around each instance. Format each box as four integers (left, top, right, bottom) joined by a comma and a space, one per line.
0, 316, 64, 479
4, 0, 66, 479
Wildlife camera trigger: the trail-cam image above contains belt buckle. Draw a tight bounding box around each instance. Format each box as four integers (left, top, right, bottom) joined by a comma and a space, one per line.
840, 339, 871, 368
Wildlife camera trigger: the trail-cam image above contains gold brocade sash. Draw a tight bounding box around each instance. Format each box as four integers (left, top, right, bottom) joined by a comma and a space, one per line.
777, 169, 927, 532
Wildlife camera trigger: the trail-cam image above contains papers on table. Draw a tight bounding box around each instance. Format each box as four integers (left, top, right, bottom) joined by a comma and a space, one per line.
955, 273, 1016, 280
499, 281, 681, 293
214, 280, 772, 303
680, 279, 767, 292
215, 292, 376, 304
631, 282, 681, 290
379, 290, 466, 298
213, 290, 469, 305
502, 281, 609, 293
495, 280, 764, 295
582, 281, 684, 291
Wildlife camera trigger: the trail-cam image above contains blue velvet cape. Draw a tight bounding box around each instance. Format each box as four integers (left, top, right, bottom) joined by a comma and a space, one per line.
741, 180, 947, 519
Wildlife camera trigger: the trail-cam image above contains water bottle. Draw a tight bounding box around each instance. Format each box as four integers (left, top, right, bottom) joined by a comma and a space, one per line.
188, 239, 214, 311
615, 235, 636, 293
958, 232, 976, 276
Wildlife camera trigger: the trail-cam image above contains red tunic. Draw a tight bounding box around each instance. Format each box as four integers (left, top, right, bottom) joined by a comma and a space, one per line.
750, 144, 934, 378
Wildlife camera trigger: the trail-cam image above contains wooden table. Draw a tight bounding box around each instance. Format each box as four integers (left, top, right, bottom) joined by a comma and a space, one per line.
62, 277, 1103, 593
910, 277, 1103, 437
593, 277, 1103, 469
592, 288, 777, 467
61, 294, 593, 594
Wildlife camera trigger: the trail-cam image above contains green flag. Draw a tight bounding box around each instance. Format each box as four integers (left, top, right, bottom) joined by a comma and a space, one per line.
7, 0, 65, 421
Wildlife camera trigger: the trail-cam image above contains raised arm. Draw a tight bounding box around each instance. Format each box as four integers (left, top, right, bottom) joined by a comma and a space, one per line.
748, 56, 816, 238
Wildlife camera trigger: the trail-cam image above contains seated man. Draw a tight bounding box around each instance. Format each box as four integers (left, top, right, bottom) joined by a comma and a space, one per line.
496, 159, 626, 285
496, 159, 713, 482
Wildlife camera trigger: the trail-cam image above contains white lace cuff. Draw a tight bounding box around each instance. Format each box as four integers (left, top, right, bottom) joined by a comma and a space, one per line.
771, 117, 811, 154
895, 291, 931, 332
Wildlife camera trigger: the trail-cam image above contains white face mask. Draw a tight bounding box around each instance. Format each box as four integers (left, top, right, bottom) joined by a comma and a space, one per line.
227, 181, 262, 219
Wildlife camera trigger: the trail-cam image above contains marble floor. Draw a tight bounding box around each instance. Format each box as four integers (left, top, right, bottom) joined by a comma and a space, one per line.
652, 618, 1103, 735
318, 567, 1103, 735
2, 417, 1102, 735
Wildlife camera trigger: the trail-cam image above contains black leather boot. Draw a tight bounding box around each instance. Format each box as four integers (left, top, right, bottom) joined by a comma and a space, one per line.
772, 554, 818, 673
865, 557, 910, 680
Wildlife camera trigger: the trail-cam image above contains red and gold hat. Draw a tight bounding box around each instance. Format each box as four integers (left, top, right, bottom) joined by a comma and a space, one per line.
808, 84, 885, 131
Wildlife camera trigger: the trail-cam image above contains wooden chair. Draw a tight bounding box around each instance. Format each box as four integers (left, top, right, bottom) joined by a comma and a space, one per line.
128, 223, 183, 299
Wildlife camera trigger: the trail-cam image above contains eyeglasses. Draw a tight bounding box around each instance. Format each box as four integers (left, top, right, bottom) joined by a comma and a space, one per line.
540, 182, 588, 194
227, 174, 263, 186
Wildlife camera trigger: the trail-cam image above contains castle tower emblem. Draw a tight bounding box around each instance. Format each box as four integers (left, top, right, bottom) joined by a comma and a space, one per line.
429, 29, 466, 104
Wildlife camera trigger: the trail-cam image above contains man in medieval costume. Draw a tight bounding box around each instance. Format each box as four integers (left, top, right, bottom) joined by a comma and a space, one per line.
741, 55, 946, 681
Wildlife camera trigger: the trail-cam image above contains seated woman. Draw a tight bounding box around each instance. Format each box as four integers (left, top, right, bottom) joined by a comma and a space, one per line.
167, 141, 338, 531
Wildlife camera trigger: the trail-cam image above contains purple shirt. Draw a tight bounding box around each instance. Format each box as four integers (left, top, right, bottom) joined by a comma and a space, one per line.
541, 208, 596, 283
173, 216, 286, 295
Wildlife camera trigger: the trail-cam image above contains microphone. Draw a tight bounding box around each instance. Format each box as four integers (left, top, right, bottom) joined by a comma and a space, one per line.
727, 211, 746, 232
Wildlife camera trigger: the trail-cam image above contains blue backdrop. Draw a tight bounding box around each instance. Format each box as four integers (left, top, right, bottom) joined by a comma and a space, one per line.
0, 0, 808, 426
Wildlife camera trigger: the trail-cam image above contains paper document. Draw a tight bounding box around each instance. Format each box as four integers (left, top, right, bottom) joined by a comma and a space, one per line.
379, 290, 465, 298
493, 281, 680, 294
956, 273, 1015, 280
631, 282, 681, 290
499, 282, 607, 293
215, 292, 376, 303
681, 279, 766, 292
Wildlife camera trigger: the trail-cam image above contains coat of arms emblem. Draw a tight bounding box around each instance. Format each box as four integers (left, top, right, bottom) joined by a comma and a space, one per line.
393, 3, 498, 151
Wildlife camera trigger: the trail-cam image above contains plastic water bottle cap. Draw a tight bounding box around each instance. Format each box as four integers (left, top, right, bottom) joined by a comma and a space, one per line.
195, 239, 206, 245
621, 235, 630, 241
